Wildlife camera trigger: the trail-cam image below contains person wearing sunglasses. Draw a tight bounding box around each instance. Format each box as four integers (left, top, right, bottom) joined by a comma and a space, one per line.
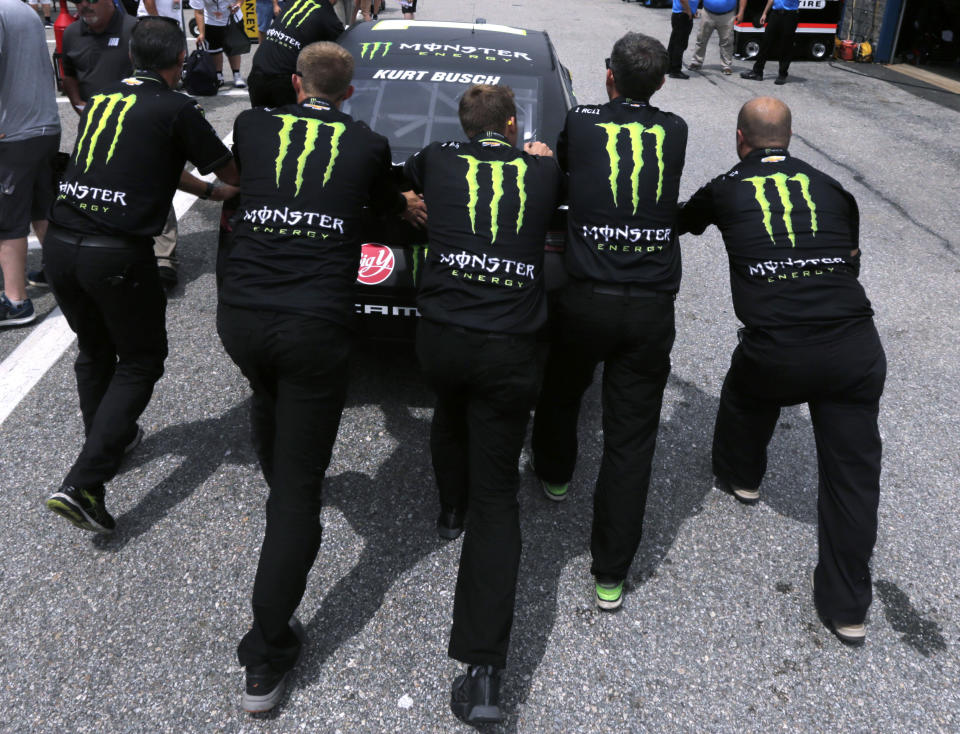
61, 0, 138, 116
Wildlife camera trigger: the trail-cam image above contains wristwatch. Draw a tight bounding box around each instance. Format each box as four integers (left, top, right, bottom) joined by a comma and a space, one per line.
200, 181, 215, 200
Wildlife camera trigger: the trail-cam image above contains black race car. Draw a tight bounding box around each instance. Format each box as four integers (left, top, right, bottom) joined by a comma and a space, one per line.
340, 19, 575, 338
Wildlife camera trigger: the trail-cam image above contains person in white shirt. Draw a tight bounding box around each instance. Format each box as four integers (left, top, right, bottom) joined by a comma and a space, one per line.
191, 0, 247, 87
137, 0, 185, 26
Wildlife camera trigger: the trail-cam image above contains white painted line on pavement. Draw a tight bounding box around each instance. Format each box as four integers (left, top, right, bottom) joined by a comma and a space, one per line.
0, 132, 233, 427
0, 306, 76, 425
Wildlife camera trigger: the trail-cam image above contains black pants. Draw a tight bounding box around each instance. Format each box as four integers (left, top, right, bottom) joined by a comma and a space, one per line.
667, 11, 694, 73
43, 226, 167, 490
217, 303, 351, 673
247, 68, 297, 108
531, 280, 675, 581
752, 8, 799, 77
416, 319, 540, 668
712, 320, 886, 625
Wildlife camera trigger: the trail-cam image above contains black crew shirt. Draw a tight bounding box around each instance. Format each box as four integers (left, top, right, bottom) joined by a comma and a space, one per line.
559, 97, 687, 291
220, 97, 405, 324
61, 10, 137, 102
51, 72, 231, 239
404, 132, 562, 334
250, 0, 343, 76
679, 148, 874, 336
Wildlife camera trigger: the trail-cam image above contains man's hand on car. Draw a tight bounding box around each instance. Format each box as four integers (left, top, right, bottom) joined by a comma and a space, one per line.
524, 141, 554, 158
401, 190, 427, 227
210, 183, 241, 201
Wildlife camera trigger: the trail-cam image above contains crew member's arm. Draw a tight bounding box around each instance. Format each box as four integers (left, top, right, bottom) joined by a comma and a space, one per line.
680, 0, 692, 18
524, 141, 554, 158
143, 0, 159, 15
370, 141, 425, 227
677, 181, 718, 236
178, 169, 240, 200
173, 99, 241, 194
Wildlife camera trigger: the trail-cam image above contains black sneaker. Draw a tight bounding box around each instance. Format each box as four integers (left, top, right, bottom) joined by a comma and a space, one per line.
241, 617, 305, 713
450, 665, 502, 724
741, 70, 763, 80
714, 476, 759, 505
668, 70, 690, 79
0, 294, 36, 327
242, 665, 288, 713
46, 485, 115, 534
775, 74, 788, 85
157, 265, 178, 289
27, 269, 48, 288
812, 572, 866, 646
437, 507, 464, 540
124, 425, 144, 455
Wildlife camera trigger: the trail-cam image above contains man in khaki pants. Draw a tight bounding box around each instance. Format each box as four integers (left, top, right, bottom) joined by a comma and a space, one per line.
688, 0, 737, 74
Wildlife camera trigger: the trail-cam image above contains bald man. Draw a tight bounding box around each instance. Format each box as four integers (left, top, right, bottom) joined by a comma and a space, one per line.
678, 97, 886, 646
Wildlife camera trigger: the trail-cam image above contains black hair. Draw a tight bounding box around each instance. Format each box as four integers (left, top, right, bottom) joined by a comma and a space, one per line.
609, 32, 668, 101
130, 16, 186, 72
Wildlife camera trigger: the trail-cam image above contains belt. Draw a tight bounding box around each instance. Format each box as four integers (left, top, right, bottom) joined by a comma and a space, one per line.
448, 324, 514, 341
580, 280, 676, 300
48, 225, 149, 250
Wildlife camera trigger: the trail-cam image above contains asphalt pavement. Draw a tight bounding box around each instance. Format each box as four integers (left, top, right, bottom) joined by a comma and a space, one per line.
1, 0, 958, 731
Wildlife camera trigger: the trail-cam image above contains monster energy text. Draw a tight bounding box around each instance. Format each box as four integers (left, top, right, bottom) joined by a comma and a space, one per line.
596, 122, 666, 214
74, 93, 137, 174
274, 114, 346, 196
459, 155, 528, 244
744, 172, 818, 248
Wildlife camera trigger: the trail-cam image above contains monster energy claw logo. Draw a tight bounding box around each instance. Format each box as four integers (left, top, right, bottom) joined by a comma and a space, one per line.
284, 0, 321, 27
360, 42, 392, 59
596, 122, 665, 214
459, 155, 527, 243
744, 172, 817, 247
74, 93, 137, 173
274, 114, 345, 196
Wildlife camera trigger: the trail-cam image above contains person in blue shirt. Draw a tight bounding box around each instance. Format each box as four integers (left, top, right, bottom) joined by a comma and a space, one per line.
739, 0, 801, 84
667, 0, 700, 79
688, 0, 737, 74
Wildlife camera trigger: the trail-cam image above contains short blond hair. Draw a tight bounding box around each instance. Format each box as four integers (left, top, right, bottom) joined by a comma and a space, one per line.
297, 42, 354, 99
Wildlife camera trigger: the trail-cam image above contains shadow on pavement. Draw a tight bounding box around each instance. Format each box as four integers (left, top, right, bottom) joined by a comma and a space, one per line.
92, 398, 255, 551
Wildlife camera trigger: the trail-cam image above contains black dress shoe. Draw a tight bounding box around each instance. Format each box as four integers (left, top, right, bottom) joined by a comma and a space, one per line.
450, 665, 502, 723
668, 70, 690, 79
775, 74, 788, 85
437, 508, 464, 540
740, 70, 763, 80
157, 264, 178, 289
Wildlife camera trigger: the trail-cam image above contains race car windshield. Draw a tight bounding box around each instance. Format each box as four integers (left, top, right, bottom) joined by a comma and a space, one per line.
342, 74, 542, 163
